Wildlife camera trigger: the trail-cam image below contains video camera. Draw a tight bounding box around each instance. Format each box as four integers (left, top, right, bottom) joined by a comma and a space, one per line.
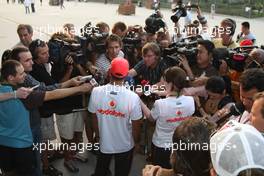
212, 47, 251, 72
80, 22, 109, 54
122, 26, 143, 67
171, 0, 198, 23
123, 30, 141, 49
163, 36, 199, 67
144, 3, 166, 34
48, 23, 108, 72
48, 35, 89, 77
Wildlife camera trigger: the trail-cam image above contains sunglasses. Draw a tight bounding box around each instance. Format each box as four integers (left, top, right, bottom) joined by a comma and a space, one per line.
34, 39, 46, 48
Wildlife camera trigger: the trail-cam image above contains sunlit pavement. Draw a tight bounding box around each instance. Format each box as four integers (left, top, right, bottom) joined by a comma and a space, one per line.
1, 0, 264, 58
0, 1, 264, 175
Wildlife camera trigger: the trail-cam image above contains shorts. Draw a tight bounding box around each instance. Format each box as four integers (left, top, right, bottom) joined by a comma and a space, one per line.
56, 112, 84, 140
40, 115, 56, 142
0, 145, 35, 176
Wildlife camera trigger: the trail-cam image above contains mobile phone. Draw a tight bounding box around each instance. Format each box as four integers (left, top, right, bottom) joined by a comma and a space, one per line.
30, 84, 40, 90
80, 75, 93, 82
90, 78, 99, 87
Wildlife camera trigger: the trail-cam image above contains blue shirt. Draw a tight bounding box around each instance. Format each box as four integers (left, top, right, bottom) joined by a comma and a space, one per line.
0, 85, 33, 148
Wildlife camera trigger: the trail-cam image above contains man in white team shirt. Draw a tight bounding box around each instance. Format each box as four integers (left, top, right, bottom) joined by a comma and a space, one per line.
88, 58, 142, 176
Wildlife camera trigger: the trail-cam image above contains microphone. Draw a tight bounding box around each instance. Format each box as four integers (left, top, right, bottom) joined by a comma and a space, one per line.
215, 102, 245, 126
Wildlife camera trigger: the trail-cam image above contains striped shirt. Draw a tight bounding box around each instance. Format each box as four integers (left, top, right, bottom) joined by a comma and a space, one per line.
95, 51, 124, 80
133, 59, 169, 85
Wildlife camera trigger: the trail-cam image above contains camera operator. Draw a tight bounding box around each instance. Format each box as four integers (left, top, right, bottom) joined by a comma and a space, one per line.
216, 46, 263, 102
156, 31, 170, 49
13, 24, 33, 48
140, 32, 148, 47
63, 23, 78, 40
122, 25, 144, 68
129, 42, 169, 86
112, 21, 127, 39
179, 40, 219, 86
171, 5, 209, 43
213, 18, 238, 49
144, 6, 170, 44
95, 34, 124, 82
29, 39, 78, 175
96, 22, 110, 34
48, 33, 92, 172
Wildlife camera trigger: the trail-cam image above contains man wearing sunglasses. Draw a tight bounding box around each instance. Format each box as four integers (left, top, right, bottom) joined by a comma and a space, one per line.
28, 39, 90, 174
246, 48, 264, 69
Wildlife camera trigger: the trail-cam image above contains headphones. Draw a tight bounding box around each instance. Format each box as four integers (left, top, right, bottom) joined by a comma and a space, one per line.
222, 18, 236, 36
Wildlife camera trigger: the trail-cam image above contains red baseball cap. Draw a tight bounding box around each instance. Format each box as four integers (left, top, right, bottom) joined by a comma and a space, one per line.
240, 39, 253, 46
110, 58, 129, 78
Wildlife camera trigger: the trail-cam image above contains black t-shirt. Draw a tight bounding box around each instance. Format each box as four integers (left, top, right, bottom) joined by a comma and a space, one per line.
218, 95, 234, 110
51, 63, 83, 115
21, 90, 46, 110
30, 62, 82, 117
133, 59, 169, 85
30, 63, 56, 85
191, 64, 219, 78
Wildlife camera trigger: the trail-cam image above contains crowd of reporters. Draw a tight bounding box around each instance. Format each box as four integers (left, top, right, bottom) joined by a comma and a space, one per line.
1, 2, 264, 176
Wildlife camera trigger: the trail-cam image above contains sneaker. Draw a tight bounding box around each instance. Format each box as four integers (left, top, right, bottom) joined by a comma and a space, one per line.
64, 160, 79, 173
43, 165, 63, 176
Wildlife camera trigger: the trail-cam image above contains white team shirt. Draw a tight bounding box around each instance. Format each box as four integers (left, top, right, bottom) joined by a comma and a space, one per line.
151, 96, 195, 148
88, 84, 142, 154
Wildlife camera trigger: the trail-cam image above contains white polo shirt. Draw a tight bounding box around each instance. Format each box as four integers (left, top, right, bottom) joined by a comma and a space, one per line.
151, 96, 195, 148
88, 84, 142, 154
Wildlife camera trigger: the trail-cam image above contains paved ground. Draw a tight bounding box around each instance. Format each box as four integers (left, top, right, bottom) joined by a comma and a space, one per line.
51, 149, 147, 176
1, 0, 264, 60
0, 1, 264, 175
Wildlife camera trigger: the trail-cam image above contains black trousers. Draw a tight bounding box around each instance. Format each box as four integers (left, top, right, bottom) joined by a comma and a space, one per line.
151, 143, 172, 169
0, 145, 35, 176
31, 3, 35, 13
93, 148, 134, 176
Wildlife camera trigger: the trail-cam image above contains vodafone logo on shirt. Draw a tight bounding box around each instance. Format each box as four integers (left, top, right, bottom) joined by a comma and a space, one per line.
97, 100, 125, 118
109, 100, 116, 109
166, 110, 190, 123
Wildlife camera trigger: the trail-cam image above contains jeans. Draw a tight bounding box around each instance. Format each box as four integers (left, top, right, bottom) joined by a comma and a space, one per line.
31, 126, 42, 176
